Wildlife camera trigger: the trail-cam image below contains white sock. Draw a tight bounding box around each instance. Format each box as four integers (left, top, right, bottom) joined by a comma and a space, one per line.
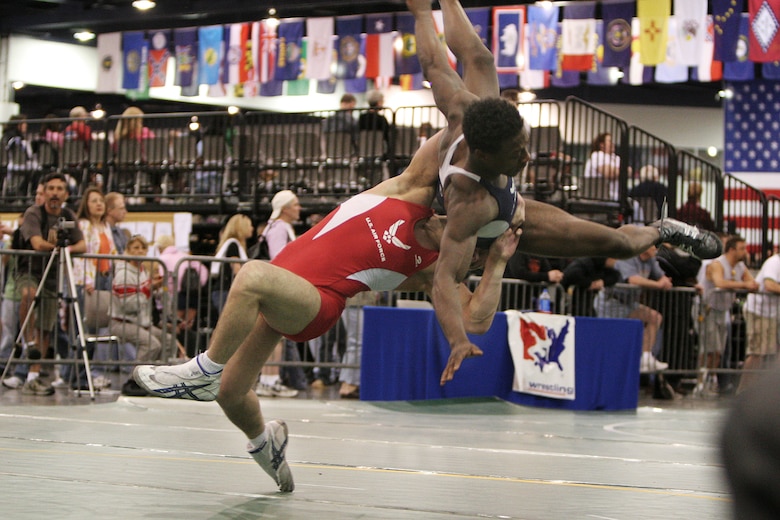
196, 352, 224, 375
26, 372, 39, 382
260, 374, 277, 386
247, 430, 268, 451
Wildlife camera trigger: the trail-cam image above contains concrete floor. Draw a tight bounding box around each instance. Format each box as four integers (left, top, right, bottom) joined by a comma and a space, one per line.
0, 376, 733, 520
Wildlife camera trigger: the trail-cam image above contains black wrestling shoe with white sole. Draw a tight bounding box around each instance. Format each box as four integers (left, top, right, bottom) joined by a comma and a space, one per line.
651, 218, 722, 259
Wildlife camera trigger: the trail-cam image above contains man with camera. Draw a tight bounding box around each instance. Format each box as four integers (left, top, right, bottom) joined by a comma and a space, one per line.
15, 172, 85, 395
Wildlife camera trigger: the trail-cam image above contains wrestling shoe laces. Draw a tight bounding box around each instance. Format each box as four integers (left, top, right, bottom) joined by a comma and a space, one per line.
132, 359, 221, 401
651, 217, 722, 259
248, 420, 295, 492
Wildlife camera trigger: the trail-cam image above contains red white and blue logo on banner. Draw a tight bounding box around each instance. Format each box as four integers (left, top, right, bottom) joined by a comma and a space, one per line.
506, 311, 576, 400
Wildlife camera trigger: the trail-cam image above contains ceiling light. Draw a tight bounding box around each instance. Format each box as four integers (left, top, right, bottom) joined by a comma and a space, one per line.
74, 31, 96, 42
707, 146, 718, 157
132, 0, 156, 10
518, 90, 537, 102
91, 104, 106, 119
11, 81, 25, 90
227, 105, 240, 115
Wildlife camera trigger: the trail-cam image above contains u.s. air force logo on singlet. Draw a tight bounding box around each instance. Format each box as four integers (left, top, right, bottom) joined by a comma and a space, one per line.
383, 219, 411, 250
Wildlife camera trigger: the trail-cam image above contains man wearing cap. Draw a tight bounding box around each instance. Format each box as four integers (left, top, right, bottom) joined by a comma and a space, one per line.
265, 190, 301, 259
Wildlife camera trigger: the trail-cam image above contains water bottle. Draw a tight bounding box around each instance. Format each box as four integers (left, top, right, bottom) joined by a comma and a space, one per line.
537, 288, 552, 313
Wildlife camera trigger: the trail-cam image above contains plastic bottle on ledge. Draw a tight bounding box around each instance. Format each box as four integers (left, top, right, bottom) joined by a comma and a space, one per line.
537, 288, 552, 313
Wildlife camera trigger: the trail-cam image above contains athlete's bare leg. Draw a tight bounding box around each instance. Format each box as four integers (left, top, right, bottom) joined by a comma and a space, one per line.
217, 319, 282, 438
204, 260, 322, 364
519, 199, 661, 258
438, 0, 499, 97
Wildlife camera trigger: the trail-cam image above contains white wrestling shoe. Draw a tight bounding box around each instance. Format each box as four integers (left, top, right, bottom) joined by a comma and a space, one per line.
248, 420, 295, 492
133, 358, 221, 401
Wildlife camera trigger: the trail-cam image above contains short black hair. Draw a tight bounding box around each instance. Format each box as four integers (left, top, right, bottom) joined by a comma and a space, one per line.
42, 172, 67, 186
462, 98, 525, 154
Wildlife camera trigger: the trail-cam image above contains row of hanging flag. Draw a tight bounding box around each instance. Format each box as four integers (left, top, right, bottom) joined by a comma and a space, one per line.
95, 0, 780, 97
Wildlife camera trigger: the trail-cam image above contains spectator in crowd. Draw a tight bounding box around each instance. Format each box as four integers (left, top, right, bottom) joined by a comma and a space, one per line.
358, 90, 391, 158
114, 106, 155, 143
110, 234, 179, 395
629, 165, 668, 221
38, 114, 64, 149
210, 213, 252, 315
1, 209, 32, 389
677, 182, 716, 232
156, 234, 208, 358
3, 114, 37, 196
583, 132, 622, 199
258, 190, 305, 397
695, 235, 758, 397
322, 93, 357, 134
738, 252, 780, 394
104, 192, 128, 253
337, 291, 380, 399
504, 252, 563, 284
594, 245, 673, 373
561, 256, 620, 316
73, 187, 117, 293
13, 173, 85, 395
63, 106, 92, 144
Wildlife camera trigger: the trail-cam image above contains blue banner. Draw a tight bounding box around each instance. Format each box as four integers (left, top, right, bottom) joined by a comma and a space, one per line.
465, 8, 491, 46
395, 13, 421, 75
527, 4, 559, 70
198, 25, 223, 85
174, 28, 198, 88
601, 0, 633, 67
336, 16, 364, 80
723, 14, 755, 80
713, 0, 745, 61
275, 19, 305, 81
122, 31, 147, 90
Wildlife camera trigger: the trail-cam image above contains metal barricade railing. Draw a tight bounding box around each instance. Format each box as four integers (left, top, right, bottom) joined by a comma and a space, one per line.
0, 249, 174, 378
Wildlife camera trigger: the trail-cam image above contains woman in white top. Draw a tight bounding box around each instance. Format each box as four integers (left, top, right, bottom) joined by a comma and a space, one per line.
583, 132, 621, 199
73, 187, 117, 293
265, 190, 301, 259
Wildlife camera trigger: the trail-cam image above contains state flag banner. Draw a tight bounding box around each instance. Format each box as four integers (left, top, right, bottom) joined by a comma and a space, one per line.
395, 13, 421, 75
506, 311, 576, 401
493, 6, 526, 73
465, 7, 491, 46
147, 30, 171, 88
306, 17, 335, 80
527, 4, 559, 71
675, 0, 707, 66
561, 3, 596, 71
749, 0, 780, 62
365, 13, 394, 79
122, 31, 148, 90
174, 27, 198, 88
602, 1, 634, 67
713, 0, 745, 61
225, 23, 248, 85
432, 10, 457, 70
693, 15, 723, 82
655, 17, 690, 83
336, 15, 364, 79
637, 0, 670, 66
275, 19, 305, 81
724, 14, 756, 80
96, 32, 122, 93
259, 19, 277, 83
198, 25, 224, 85
588, 21, 619, 86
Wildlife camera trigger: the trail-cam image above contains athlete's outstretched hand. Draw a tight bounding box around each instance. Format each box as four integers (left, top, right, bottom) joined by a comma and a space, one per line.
441, 340, 483, 385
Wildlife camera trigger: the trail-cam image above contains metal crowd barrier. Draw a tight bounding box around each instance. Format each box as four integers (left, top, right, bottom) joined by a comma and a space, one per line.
2, 248, 778, 393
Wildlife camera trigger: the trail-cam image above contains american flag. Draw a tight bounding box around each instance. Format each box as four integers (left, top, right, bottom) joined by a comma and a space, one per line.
724, 80, 780, 173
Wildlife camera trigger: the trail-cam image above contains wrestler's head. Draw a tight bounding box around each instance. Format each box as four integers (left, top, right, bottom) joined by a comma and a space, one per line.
462, 98, 529, 178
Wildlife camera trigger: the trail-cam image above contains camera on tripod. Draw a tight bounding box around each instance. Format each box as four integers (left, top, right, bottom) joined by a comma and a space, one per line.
56, 217, 75, 247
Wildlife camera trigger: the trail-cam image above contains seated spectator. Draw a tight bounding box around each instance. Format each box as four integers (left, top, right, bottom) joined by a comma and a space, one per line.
629, 165, 668, 221
677, 182, 716, 232
322, 93, 357, 134
594, 245, 673, 373
562, 257, 620, 317
583, 132, 623, 199
504, 252, 563, 284
110, 234, 181, 395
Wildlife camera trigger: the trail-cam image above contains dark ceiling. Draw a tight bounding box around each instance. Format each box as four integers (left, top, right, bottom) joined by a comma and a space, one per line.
0, 0, 724, 113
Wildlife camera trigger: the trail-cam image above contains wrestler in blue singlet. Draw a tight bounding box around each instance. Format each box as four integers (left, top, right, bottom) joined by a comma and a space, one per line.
437, 134, 518, 247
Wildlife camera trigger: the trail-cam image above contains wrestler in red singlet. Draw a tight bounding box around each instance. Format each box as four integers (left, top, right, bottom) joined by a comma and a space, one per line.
271, 193, 440, 341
